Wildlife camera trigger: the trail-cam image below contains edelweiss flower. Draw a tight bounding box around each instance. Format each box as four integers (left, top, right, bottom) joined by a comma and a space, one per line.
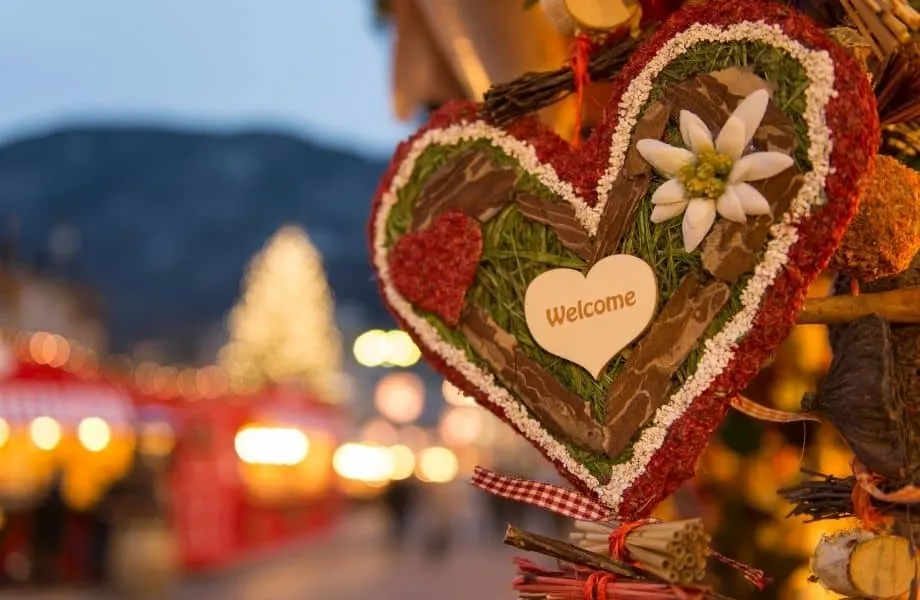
636, 89, 794, 252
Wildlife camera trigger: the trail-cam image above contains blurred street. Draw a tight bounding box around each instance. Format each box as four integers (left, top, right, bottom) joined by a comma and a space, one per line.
14, 506, 519, 600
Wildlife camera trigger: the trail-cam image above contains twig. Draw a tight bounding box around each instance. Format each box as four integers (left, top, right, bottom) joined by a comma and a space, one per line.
482, 31, 652, 125
778, 470, 920, 522
504, 525, 644, 579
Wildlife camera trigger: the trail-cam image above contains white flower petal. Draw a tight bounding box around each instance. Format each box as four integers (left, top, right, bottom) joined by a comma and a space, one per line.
682, 198, 716, 252
715, 89, 770, 160
636, 139, 695, 178
685, 197, 715, 228
651, 179, 686, 205
731, 182, 772, 216
679, 110, 713, 154
651, 200, 689, 223
714, 115, 747, 160
728, 151, 794, 182
716, 188, 747, 223
735, 89, 770, 142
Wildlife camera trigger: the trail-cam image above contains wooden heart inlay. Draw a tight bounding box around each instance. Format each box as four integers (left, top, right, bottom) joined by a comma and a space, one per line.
369, 0, 879, 517
524, 254, 658, 379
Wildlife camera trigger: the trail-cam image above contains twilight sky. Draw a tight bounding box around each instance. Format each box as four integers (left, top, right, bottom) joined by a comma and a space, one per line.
0, 0, 415, 156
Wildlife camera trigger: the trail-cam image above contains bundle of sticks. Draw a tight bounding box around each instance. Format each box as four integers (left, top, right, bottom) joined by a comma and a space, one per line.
778, 469, 911, 522
839, 0, 920, 58
513, 557, 697, 600
568, 519, 712, 586
504, 525, 731, 600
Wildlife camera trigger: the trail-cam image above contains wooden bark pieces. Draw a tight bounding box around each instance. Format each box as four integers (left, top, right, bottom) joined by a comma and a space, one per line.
411, 149, 518, 231
703, 172, 802, 282
592, 100, 671, 263
662, 68, 797, 153
661, 68, 804, 282
515, 193, 594, 260
601, 275, 731, 457
459, 306, 605, 454
811, 530, 914, 599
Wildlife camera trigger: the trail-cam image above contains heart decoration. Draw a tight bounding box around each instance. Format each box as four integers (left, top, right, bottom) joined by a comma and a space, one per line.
389, 211, 484, 327
523, 254, 658, 379
369, 0, 879, 518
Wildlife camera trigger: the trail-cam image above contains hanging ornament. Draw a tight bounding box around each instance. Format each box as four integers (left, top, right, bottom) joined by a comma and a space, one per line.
540, 0, 579, 36
540, 0, 643, 36
563, 0, 639, 30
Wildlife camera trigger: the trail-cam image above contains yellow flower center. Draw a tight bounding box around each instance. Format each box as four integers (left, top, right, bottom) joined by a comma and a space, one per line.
677, 148, 734, 200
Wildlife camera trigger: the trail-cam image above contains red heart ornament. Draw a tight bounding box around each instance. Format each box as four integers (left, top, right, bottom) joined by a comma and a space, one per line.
369, 0, 878, 518
389, 211, 484, 327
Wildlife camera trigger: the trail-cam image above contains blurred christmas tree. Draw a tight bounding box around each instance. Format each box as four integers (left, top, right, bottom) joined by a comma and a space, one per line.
219, 225, 344, 402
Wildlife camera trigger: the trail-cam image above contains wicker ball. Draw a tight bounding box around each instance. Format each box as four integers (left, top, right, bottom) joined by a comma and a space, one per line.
832, 155, 920, 281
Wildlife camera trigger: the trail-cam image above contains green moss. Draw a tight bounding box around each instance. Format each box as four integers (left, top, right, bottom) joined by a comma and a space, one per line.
383, 43, 809, 481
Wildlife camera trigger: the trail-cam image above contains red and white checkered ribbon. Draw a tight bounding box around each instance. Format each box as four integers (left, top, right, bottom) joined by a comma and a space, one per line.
471, 466, 614, 521
730, 395, 821, 423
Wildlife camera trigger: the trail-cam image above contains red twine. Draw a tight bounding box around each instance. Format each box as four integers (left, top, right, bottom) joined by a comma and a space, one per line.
584, 572, 616, 600
608, 520, 650, 561
852, 458, 920, 505
711, 551, 769, 590
851, 475, 893, 531
570, 34, 592, 148
850, 278, 861, 296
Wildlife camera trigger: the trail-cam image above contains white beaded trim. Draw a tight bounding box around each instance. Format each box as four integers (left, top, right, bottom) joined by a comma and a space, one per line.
372, 21, 835, 511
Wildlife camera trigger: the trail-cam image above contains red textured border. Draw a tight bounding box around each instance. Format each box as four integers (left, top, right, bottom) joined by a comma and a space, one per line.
368, 0, 878, 518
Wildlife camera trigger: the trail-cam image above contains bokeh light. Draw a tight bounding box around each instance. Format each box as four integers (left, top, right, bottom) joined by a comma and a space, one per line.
77, 417, 111, 452
0, 418, 9, 448
439, 407, 483, 447
399, 426, 432, 451
360, 419, 400, 446
332, 443, 394, 483
353, 329, 420, 368
385, 330, 421, 367
234, 427, 310, 466
29, 416, 61, 451
416, 446, 459, 483
387, 444, 416, 481
441, 379, 476, 407
374, 372, 425, 424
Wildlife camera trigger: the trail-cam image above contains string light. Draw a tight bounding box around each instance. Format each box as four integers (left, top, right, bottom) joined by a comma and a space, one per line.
0, 318, 347, 405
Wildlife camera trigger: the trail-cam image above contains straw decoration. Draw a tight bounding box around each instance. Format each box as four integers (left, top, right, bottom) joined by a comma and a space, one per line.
882, 121, 920, 157
511, 557, 721, 600
874, 42, 920, 125
838, 0, 920, 58
568, 519, 711, 586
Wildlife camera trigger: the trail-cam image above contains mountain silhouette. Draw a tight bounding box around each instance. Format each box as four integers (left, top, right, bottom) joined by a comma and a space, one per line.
0, 126, 394, 358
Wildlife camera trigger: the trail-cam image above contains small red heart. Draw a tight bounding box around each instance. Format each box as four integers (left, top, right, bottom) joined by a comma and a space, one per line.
388, 211, 483, 326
